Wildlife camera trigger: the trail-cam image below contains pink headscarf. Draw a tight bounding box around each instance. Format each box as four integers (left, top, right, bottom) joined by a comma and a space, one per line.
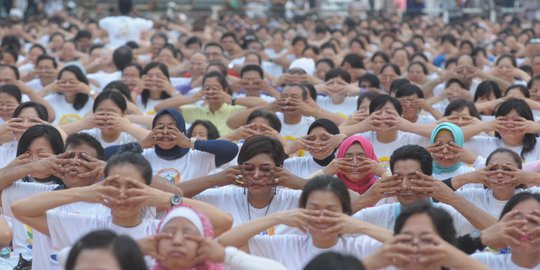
153, 204, 223, 270
336, 136, 378, 194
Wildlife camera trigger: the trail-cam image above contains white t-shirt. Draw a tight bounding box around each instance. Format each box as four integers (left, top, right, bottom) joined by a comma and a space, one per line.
2, 182, 56, 266
98, 16, 153, 49
358, 131, 429, 169
232, 92, 276, 104
25, 78, 43, 92
0, 141, 17, 169
194, 186, 301, 235
471, 253, 540, 270
276, 112, 314, 142
283, 157, 325, 178
47, 212, 158, 252
316, 96, 357, 119
81, 128, 138, 148
142, 148, 216, 184
352, 202, 476, 236
45, 93, 93, 126
432, 165, 475, 181
87, 71, 121, 91
457, 187, 540, 219
248, 234, 381, 270
465, 136, 540, 164
135, 95, 162, 115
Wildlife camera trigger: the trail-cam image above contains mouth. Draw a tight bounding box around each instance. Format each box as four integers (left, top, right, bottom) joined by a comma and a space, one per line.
167, 250, 186, 258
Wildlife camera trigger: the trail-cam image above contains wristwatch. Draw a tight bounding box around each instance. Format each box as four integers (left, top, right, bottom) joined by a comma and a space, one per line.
190, 137, 197, 149
170, 194, 183, 206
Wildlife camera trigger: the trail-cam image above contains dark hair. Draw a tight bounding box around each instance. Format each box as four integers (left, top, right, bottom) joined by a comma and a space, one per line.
324, 68, 351, 83
500, 192, 540, 220
358, 74, 380, 89
140, 62, 171, 107
474, 80, 502, 102
390, 145, 432, 176
185, 36, 202, 48
395, 83, 424, 99
0, 64, 20, 80
505, 84, 530, 98
103, 80, 133, 102
528, 75, 540, 90
3, 48, 18, 62
443, 99, 482, 120
316, 58, 335, 69
246, 109, 282, 132
203, 71, 231, 95
303, 252, 364, 270
410, 52, 428, 63
302, 45, 319, 56
122, 62, 142, 77
17, 125, 64, 157
407, 61, 428, 75
291, 36, 308, 48
245, 52, 262, 65
238, 135, 285, 167
186, 120, 220, 140
445, 57, 458, 69
495, 99, 536, 158
36, 54, 58, 68
221, 32, 239, 44
104, 151, 152, 185
12, 101, 48, 121
349, 38, 366, 50
391, 48, 410, 60
356, 92, 380, 110
112, 46, 133, 71
394, 201, 457, 246
303, 83, 318, 102
380, 63, 401, 76
341, 53, 365, 69
204, 42, 224, 53
74, 30, 92, 41
369, 94, 403, 115
65, 133, 105, 160
440, 34, 457, 46
0, 84, 22, 103
57, 65, 90, 110
299, 175, 352, 215
65, 230, 147, 270
240, 64, 264, 79
89, 44, 105, 55
1, 35, 21, 52
93, 91, 127, 113
118, 0, 133, 15
207, 61, 228, 76
472, 47, 488, 59
446, 78, 467, 90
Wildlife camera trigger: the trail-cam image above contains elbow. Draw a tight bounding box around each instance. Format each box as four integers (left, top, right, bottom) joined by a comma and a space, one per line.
214, 213, 233, 237
11, 201, 24, 221
0, 228, 11, 246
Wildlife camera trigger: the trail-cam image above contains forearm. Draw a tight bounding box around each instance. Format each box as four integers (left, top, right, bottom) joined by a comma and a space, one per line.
183, 199, 233, 236
0, 165, 34, 191
150, 176, 183, 196
125, 124, 151, 143
235, 97, 268, 108
225, 247, 287, 270
461, 123, 489, 141
227, 106, 264, 129
154, 95, 193, 112
399, 122, 434, 137
313, 109, 344, 125
421, 78, 443, 98
12, 188, 82, 218
351, 191, 380, 213
218, 214, 281, 248
354, 220, 392, 243
60, 120, 89, 135
194, 140, 239, 167
126, 115, 154, 129
26, 91, 56, 122
0, 215, 11, 245
178, 174, 222, 198
424, 106, 443, 120
447, 194, 496, 230
339, 123, 368, 136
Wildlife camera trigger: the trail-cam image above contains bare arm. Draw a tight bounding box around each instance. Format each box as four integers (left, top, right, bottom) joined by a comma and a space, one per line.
154, 93, 202, 112
0, 214, 12, 245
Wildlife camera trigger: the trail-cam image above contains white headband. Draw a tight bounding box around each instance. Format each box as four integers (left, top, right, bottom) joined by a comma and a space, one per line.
159, 207, 204, 236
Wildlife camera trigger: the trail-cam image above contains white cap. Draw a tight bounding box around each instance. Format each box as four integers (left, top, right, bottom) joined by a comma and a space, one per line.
159, 207, 204, 235
289, 58, 315, 76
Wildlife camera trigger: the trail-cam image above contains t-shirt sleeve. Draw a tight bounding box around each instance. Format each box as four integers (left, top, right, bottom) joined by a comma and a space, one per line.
47, 211, 103, 249
193, 186, 229, 206
189, 150, 217, 173
98, 17, 112, 31
439, 204, 476, 237
353, 236, 382, 257
179, 105, 199, 123
135, 18, 153, 31
2, 182, 54, 217
248, 235, 285, 260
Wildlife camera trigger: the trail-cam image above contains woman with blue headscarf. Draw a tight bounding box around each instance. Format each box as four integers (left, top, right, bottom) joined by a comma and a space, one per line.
428, 122, 477, 180
141, 108, 239, 184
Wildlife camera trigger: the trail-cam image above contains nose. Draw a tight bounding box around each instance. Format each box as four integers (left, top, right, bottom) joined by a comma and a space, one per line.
172, 231, 185, 246
352, 156, 359, 165
163, 126, 169, 134
401, 177, 410, 190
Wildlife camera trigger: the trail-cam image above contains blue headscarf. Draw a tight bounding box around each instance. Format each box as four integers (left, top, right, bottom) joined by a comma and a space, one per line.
153, 109, 189, 160
430, 122, 464, 174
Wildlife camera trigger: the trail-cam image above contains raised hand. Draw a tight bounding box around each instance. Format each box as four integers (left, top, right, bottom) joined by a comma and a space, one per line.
185, 235, 226, 264
77, 152, 107, 180
322, 157, 355, 175
137, 233, 173, 261
167, 126, 192, 148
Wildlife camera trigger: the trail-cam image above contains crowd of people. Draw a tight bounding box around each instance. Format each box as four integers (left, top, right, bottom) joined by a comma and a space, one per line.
0, 0, 539, 269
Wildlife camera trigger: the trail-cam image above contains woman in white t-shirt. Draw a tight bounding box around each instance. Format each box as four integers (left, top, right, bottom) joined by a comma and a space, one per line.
11, 151, 233, 256
446, 148, 540, 218
471, 192, 540, 270
217, 175, 389, 270
463, 98, 540, 163
42, 65, 94, 125
140, 109, 238, 184
316, 68, 359, 119
181, 135, 304, 234
284, 119, 345, 178
362, 202, 490, 270
135, 62, 175, 115
427, 122, 476, 181
60, 91, 149, 148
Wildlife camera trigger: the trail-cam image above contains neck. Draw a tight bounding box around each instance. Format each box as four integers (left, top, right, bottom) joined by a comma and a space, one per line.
208, 101, 223, 113
149, 91, 162, 100
376, 130, 398, 143
101, 130, 121, 142
512, 252, 540, 268
330, 95, 345, 104
248, 191, 274, 208
493, 188, 515, 201
284, 112, 302, 124
112, 212, 141, 228
40, 77, 55, 86
311, 235, 339, 249
64, 93, 76, 103
405, 113, 418, 123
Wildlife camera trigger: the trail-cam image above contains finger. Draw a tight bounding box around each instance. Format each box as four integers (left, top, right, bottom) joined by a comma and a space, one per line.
184, 234, 205, 244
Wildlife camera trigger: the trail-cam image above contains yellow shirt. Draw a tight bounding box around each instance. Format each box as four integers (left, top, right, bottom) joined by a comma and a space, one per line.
181, 103, 245, 135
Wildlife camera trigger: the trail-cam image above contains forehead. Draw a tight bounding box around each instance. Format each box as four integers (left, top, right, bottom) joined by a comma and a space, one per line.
393, 159, 422, 173
0, 67, 16, 77
488, 151, 517, 164
283, 86, 302, 95
66, 143, 99, 158
401, 213, 436, 233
